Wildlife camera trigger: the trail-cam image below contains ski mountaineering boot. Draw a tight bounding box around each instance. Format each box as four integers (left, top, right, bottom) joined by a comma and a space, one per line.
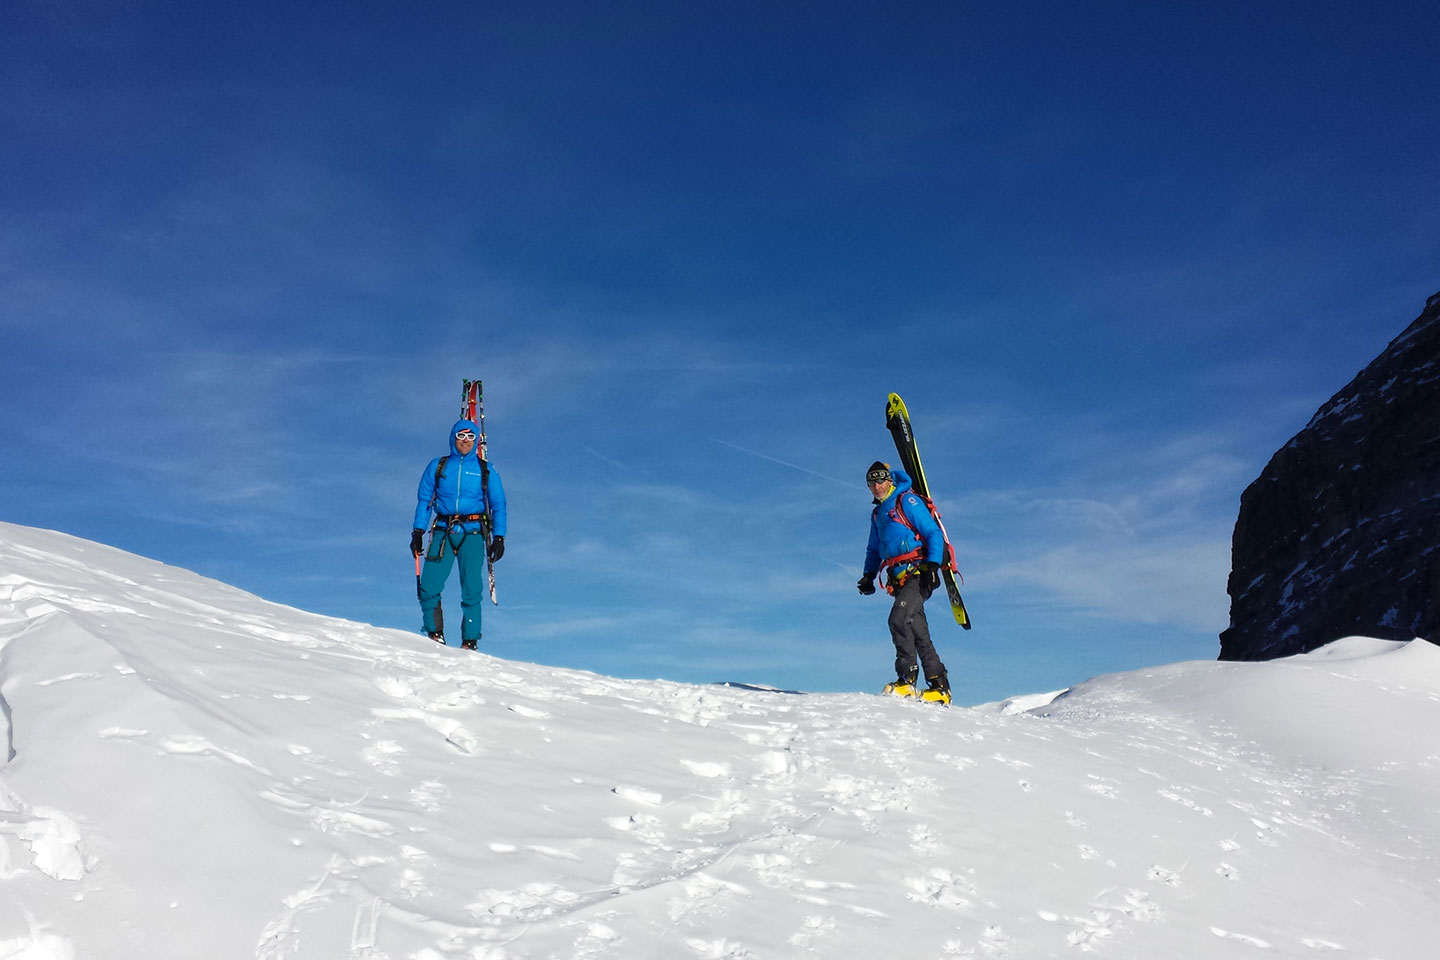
920, 675, 951, 705
428, 631, 445, 645
461, 638, 478, 650
882, 667, 920, 698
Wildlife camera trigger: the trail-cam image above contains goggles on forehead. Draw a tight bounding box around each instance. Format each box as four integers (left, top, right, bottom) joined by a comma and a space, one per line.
454, 430, 477, 442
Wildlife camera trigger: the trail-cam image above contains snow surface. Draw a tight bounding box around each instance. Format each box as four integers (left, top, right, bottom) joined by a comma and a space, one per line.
2, 519, 1438, 959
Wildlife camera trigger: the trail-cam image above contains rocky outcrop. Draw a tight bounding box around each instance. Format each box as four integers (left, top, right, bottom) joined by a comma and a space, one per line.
1219, 292, 1440, 661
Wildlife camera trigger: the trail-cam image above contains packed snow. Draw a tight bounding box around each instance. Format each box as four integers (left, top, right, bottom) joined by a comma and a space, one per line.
1, 520, 1437, 959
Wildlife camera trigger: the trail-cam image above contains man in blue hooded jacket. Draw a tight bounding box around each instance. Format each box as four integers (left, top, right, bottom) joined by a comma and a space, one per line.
857, 460, 950, 702
410, 419, 507, 650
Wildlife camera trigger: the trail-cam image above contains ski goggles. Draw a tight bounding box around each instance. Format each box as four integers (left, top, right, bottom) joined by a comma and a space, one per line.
454, 430, 477, 442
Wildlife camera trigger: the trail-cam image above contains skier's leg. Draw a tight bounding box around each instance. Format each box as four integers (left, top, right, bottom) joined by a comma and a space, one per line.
911, 598, 947, 686
456, 533, 488, 648
888, 578, 920, 682
910, 569, 944, 682
895, 576, 946, 684
418, 532, 456, 640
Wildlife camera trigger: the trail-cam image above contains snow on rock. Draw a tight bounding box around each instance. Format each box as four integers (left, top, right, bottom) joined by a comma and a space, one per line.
2, 519, 1439, 958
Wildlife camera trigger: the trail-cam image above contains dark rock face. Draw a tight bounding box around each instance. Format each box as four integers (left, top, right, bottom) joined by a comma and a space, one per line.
1219, 292, 1440, 661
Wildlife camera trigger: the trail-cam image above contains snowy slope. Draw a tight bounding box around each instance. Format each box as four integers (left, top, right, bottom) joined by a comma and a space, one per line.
1, 520, 1437, 959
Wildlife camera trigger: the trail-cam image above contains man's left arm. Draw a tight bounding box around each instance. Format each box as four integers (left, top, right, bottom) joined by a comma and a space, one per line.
486, 466, 507, 538
910, 495, 945, 568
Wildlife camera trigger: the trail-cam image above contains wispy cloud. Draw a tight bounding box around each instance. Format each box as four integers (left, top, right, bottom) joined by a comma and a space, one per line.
712, 439, 856, 490
987, 539, 1231, 632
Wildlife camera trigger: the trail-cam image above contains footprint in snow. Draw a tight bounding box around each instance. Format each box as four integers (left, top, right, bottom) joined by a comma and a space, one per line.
409, 779, 448, 812
612, 785, 663, 805
680, 759, 731, 778
1211, 927, 1272, 948
683, 789, 749, 835
754, 751, 793, 778
1077, 844, 1114, 866
1085, 775, 1119, 799
979, 924, 1013, 957
909, 823, 939, 858
1147, 864, 1182, 886
572, 921, 622, 959
374, 676, 416, 700
362, 739, 405, 775
787, 914, 837, 949
1122, 889, 1163, 922
668, 872, 750, 922
684, 937, 750, 959
905, 867, 974, 910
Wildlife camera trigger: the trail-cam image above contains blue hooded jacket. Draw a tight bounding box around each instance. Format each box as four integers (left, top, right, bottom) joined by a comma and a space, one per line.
413, 419, 507, 537
863, 467, 944, 578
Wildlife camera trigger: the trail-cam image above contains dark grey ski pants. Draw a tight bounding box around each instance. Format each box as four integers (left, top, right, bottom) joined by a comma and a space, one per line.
888, 573, 947, 684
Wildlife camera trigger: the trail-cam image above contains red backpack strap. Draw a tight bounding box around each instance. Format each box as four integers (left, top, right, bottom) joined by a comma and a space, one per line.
882, 495, 924, 572
888, 495, 917, 532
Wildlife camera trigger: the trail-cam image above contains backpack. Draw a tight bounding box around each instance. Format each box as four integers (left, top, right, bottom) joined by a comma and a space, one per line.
884, 491, 959, 576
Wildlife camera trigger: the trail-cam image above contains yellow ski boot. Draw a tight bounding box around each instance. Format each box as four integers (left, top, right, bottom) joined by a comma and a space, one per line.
882, 671, 920, 698
920, 676, 951, 705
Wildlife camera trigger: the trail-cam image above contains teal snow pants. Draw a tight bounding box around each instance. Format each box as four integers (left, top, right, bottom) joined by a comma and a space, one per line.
418, 526, 487, 645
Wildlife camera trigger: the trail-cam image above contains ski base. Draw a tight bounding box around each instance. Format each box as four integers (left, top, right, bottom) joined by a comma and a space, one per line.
941, 568, 970, 629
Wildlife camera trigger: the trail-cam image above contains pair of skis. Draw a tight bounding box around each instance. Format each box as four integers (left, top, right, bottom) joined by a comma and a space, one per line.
884, 392, 971, 630
461, 378, 499, 606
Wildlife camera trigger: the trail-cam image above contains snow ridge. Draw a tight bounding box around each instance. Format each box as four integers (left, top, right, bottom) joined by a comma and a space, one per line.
1, 520, 1438, 958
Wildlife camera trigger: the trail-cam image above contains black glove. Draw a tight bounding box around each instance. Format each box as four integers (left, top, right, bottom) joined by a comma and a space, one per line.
487, 535, 505, 562
410, 529, 424, 556
919, 561, 941, 589
857, 574, 877, 596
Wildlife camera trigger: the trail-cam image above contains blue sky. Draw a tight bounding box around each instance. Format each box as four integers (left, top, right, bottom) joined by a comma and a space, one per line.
2, 0, 1436, 702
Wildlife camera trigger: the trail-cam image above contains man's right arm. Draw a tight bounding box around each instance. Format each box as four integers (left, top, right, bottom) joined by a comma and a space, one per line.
413, 458, 439, 531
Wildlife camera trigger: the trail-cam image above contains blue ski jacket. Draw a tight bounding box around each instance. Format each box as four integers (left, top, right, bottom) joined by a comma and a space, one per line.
413, 419, 507, 537
863, 467, 944, 578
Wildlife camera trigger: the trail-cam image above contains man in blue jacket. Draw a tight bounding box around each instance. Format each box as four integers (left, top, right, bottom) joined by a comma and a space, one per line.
410, 419, 507, 650
857, 461, 950, 702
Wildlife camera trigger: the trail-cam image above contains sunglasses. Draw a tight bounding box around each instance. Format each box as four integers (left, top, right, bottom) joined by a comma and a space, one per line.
454, 430, 477, 442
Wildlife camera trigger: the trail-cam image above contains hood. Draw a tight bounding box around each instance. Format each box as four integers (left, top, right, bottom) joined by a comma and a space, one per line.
449, 418, 479, 457
875, 467, 914, 503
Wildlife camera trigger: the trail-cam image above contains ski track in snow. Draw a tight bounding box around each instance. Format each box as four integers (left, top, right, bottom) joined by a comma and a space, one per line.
2, 523, 1439, 958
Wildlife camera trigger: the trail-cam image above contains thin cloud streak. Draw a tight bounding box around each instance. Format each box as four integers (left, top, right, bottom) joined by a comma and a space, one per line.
712, 439, 857, 490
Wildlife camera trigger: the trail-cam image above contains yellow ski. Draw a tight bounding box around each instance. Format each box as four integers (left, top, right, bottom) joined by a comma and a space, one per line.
884, 393, 972, 629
